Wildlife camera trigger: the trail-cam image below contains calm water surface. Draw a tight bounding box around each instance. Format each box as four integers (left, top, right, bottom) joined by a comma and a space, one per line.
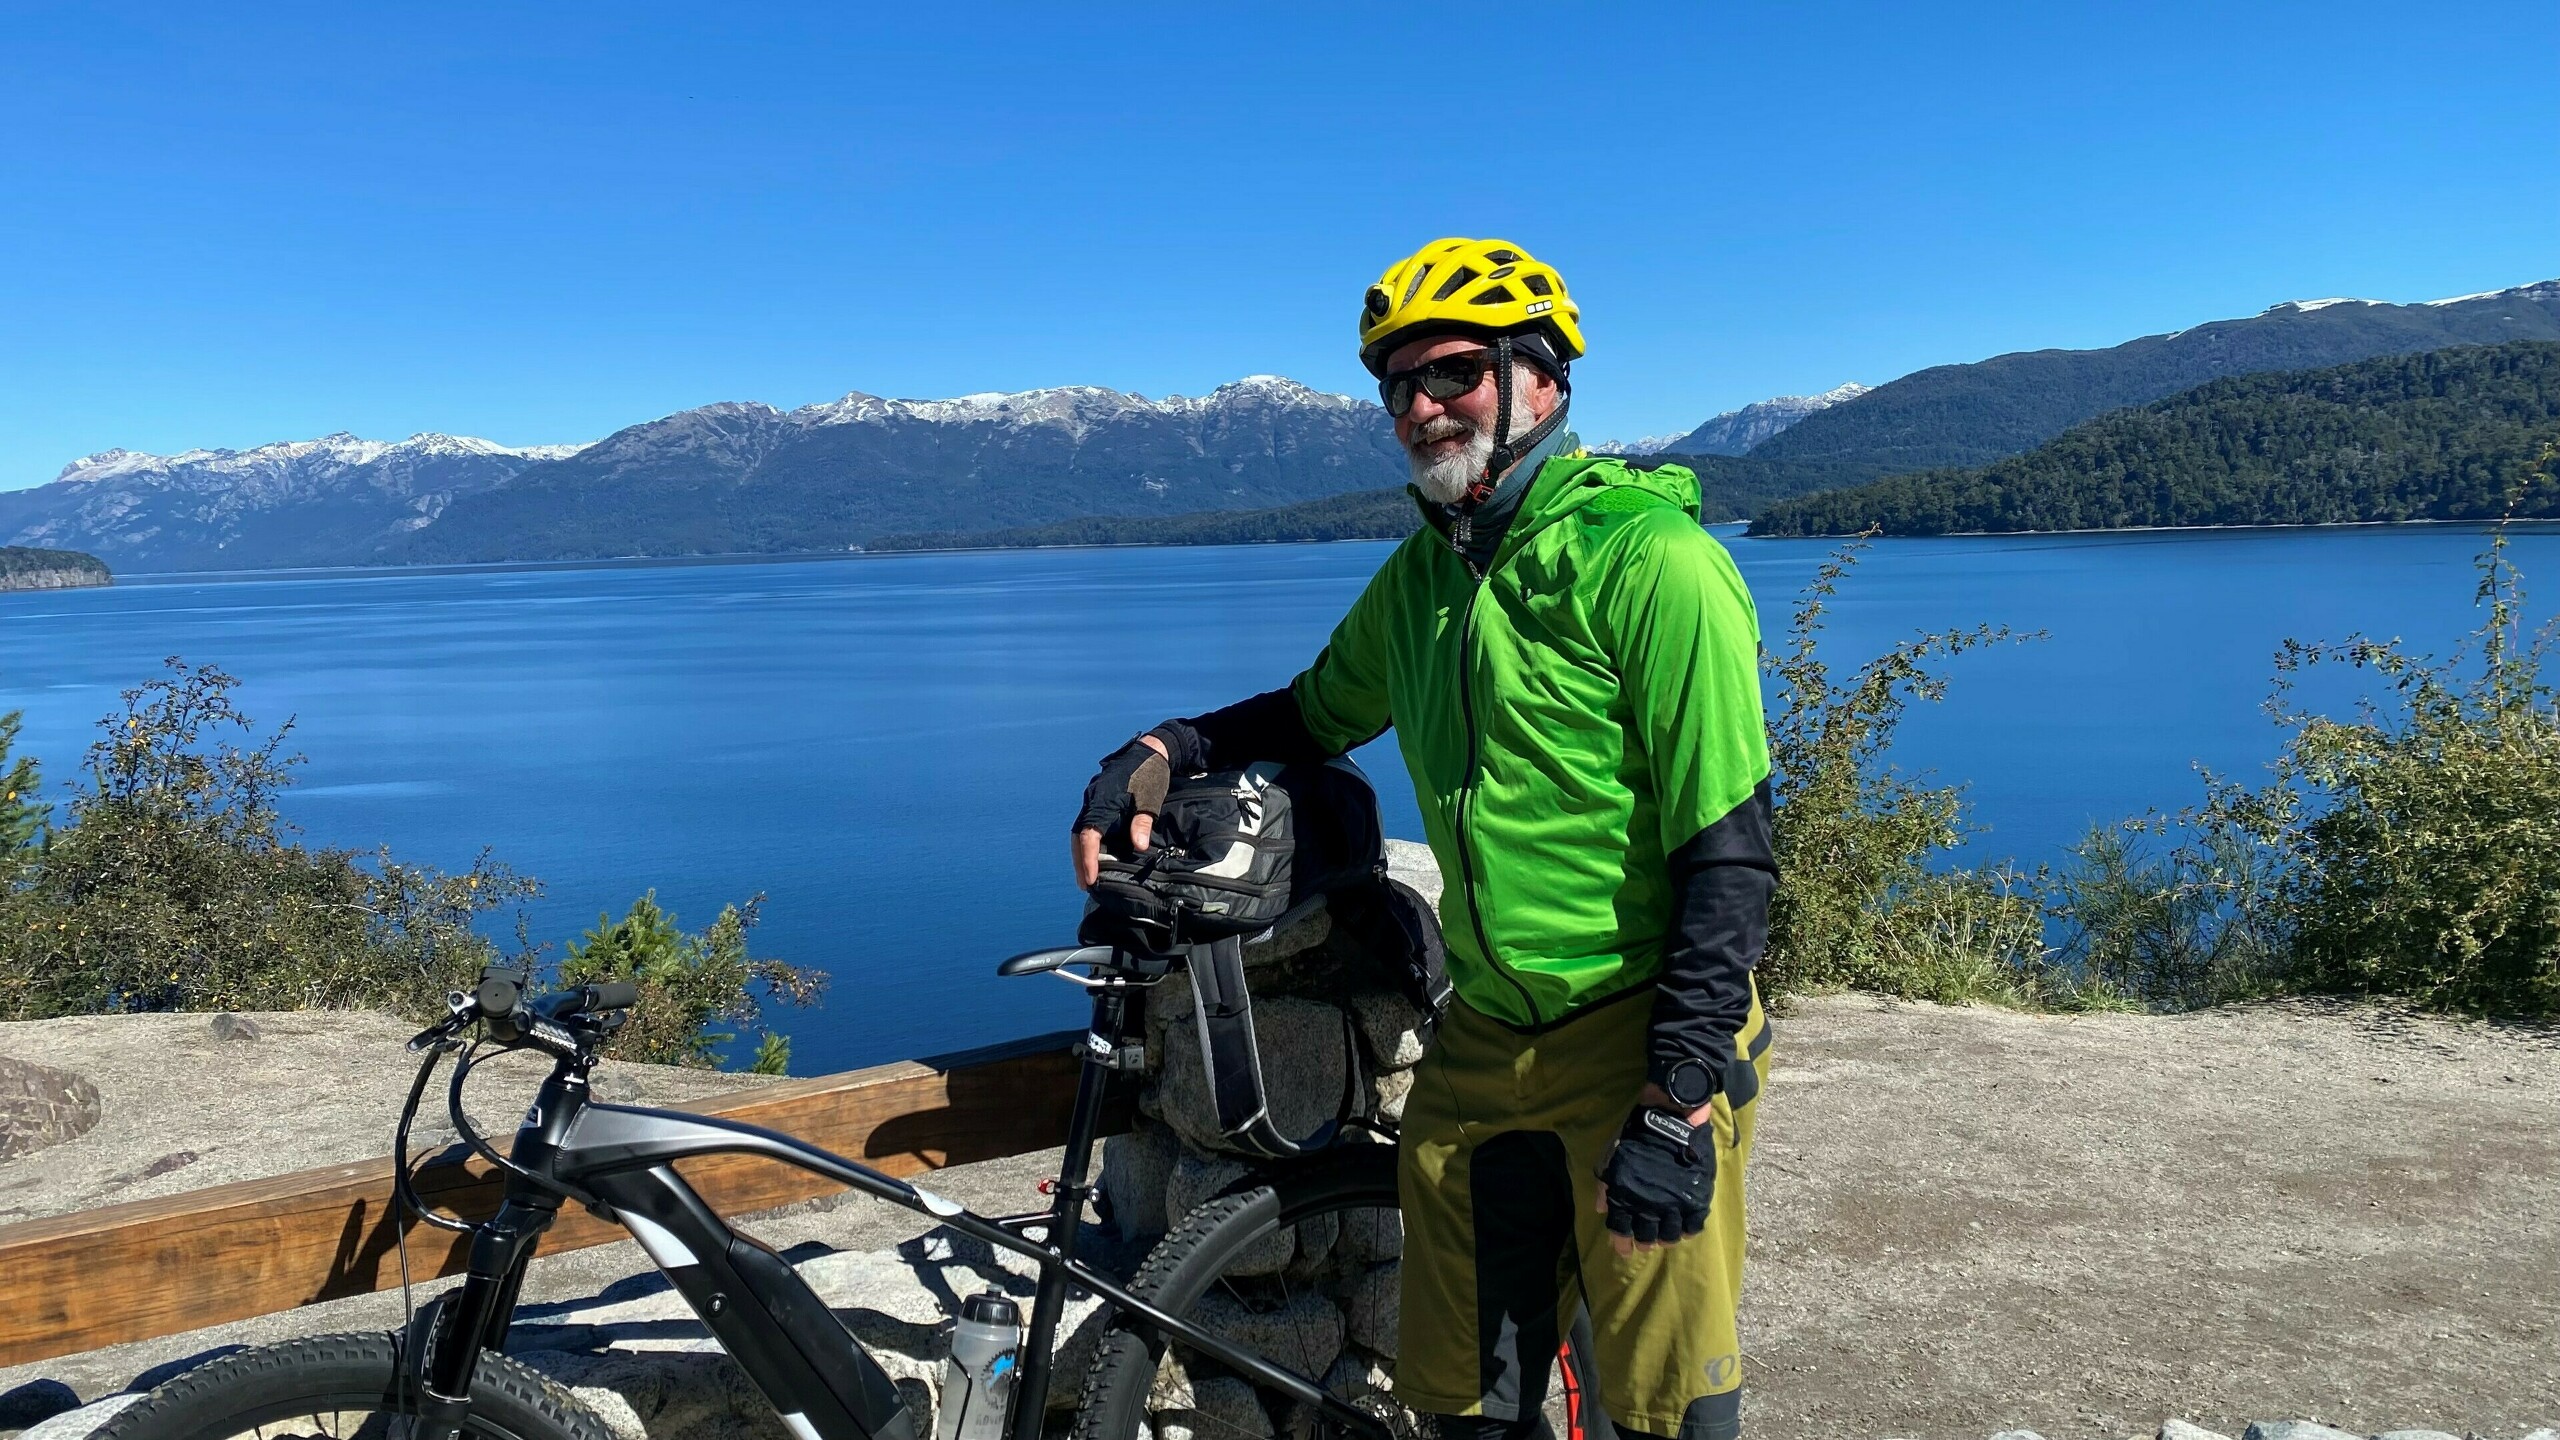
3, 524, 2552, 1073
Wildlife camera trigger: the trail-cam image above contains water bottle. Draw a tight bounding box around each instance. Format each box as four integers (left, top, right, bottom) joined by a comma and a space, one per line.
936, 1291, 1022, 1440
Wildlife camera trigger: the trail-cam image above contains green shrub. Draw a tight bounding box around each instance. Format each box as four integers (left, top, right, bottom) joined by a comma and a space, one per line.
0, 659, 827, 1066
2050, 449, 2560, 1017
0, 712, 42, 868
1761, 539, 2055, 1005
561, 891, 822, 1072
0, 660, 528, 1017
2045, 821, 2287, 1010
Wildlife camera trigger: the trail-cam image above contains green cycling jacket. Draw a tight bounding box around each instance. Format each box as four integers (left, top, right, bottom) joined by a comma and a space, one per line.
1287, 455, 1772, 1028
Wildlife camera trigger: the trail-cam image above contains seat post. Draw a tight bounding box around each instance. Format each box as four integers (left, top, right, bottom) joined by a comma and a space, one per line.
1010, 980, 1129, 1440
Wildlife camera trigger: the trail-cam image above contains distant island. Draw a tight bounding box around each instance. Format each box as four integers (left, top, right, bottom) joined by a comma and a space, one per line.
0, 546, 111, 591
1748, 341, 2560, 537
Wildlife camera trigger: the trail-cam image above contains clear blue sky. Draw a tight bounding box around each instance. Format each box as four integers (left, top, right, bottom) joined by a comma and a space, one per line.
4, 1, 2553, 487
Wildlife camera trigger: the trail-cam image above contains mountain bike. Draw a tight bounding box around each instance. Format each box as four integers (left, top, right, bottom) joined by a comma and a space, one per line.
88, 948, 1442, 1440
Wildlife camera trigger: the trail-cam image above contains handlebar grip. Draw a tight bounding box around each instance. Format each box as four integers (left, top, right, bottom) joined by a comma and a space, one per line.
474, 973, 523, 1020
575, 980, 640, 1013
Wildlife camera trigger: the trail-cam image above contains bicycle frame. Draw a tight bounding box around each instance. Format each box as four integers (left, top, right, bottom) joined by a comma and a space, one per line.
412, 974, 1397, 1440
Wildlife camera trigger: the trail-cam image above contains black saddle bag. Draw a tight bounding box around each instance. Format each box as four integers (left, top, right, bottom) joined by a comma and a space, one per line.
1082, 758, 1450, 1157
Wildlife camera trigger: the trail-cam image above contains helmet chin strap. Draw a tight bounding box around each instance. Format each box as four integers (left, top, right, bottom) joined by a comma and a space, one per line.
1462, 332, 1565, 509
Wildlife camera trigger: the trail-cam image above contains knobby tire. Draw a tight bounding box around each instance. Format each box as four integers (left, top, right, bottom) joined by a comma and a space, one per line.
90, 1331, 611, 1440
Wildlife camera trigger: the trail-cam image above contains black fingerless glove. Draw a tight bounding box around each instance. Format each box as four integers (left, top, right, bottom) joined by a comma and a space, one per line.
1597, 1106, 1715, 1245
1073, 739, 1172, 848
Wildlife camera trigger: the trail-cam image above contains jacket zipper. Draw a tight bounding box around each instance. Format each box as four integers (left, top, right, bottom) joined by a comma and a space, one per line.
1452, 573, 1541, 1026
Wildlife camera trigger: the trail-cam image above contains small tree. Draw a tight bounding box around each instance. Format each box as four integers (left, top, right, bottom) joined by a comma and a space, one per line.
0, 660, 527, 1017
561, 892, 824, 1072
2227, 466, 2560, 1015
1761, 539, 2052, 1005
0, 712, 43, 865
2050, 443, 2560, 1017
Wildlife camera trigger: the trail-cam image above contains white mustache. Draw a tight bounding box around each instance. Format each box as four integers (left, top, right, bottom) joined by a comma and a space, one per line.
1409, 416, 1475, 446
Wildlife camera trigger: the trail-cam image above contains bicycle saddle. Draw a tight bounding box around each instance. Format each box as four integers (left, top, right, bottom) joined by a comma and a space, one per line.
996, 944, 1119, 977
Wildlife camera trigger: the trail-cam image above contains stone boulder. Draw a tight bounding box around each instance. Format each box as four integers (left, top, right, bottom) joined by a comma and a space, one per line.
0, 1055, 102, 1161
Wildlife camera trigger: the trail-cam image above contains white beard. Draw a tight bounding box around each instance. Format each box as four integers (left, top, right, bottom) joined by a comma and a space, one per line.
1407, 423, 1495, 505
1404, 368, 1554, 505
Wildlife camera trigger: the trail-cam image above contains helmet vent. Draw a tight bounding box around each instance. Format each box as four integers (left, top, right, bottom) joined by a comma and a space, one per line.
1486, 249, 1521, 264
1400, 265, 1433, 307
1522, 273, 1554, 297
1485, 265, 1516, 280
1430, 266, 1479, 302
1469, 285, 1516, 305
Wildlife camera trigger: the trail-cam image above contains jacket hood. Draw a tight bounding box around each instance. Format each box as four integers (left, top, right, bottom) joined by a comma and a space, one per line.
1506, 454, 1704, 549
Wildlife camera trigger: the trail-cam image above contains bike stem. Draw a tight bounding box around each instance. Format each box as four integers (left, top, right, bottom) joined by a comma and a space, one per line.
1008, 981, 1132, 1440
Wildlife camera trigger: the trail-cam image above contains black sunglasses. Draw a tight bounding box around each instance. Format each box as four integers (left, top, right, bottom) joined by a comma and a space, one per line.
1379, 349, 1499, 418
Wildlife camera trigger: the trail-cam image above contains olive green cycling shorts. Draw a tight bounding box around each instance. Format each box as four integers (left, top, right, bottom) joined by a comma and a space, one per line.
1395, 981, 1771, 1440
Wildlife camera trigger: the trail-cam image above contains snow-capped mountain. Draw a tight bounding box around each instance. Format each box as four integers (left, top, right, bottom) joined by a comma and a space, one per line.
0, 432, 592, 572
1589, 432, 1690, 457
4, 376, 1406, 571
397, 374, 1405, 565
1664, 383, 1872, 457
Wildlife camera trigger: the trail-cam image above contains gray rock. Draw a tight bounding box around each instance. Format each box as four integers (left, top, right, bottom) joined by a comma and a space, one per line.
2240, 1425, 2362, 1440
0, 1055, 103, 1161
1369, 1068, 1414, 1125
1989, 1432, 2048, 1440
1164, 1151, 1251, 1219
1156, 997, 1349, 1156
1162, 1375, 1273, 1440
1244, 904, 1333, 963
1101, 1125, 1182, 1242
522, 1349, 784, 1440
0, 1378, 81, 1430
1343, 1262, 1399, 1357
18, 1394, 143, 1440
1164, 1152, 1292, 1276
1338, 1203, 1404, 1265
2373, 1431, 2462, 1440
1188, 1289, 1344, 1380
2159, 1423, 2234, 1440
1349, 989, 1428, 1071
209, 1013, 263, 1043
1283, 1210, 1341, 1282
1383, 839, 1444, 907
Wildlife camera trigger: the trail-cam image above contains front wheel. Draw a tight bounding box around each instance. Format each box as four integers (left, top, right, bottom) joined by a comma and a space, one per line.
92, 1332, 611, 1440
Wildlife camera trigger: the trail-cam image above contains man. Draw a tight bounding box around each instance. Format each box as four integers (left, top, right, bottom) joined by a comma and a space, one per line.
1072, 238, 1776, 1440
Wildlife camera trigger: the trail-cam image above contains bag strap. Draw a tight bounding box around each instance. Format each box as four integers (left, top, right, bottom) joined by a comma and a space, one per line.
1183, 931, 1365, 1158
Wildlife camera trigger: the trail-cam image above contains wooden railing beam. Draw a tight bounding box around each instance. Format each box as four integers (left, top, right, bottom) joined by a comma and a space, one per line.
0, 1029, 1125, 1370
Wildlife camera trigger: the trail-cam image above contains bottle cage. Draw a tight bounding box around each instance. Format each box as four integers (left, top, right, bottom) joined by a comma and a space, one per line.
1180, 915, 1366, 1159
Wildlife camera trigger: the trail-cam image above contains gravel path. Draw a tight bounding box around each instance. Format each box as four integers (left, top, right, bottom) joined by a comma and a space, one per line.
1745, 994, 2559, 1439
3, 997, 2553, 1439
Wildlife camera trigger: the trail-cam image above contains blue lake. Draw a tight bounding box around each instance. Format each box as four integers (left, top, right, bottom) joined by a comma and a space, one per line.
3, 523, 2553, 1074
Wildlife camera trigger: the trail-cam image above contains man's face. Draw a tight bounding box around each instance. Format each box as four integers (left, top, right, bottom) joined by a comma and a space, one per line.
1384, 334, 1562, 503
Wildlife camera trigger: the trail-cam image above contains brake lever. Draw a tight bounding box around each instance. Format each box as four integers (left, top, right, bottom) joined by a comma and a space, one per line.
406, 989, 481, 1053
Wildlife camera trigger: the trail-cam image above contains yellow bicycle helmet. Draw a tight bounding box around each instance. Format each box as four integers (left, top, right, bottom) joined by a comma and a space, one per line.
1358, 237, 1585, 378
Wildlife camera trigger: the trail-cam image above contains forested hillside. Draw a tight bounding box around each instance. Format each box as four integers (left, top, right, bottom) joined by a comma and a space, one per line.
1748, 342, 2560, 536
865, 447, 1868, 551
1748, 282, 2560, 475
0, 546, 111, 590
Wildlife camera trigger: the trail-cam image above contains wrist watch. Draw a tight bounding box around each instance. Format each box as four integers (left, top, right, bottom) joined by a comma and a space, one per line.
1659, 1056, 1719, 1110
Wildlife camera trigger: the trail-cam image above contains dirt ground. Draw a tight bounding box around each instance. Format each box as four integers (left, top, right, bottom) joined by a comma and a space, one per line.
4, 997, 2555, 1439
1741, 994, 2559, 1439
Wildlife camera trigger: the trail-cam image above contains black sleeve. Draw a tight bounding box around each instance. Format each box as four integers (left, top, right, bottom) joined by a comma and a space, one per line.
1146, 687, 1334, 774
1647, 778, 1776, 1097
